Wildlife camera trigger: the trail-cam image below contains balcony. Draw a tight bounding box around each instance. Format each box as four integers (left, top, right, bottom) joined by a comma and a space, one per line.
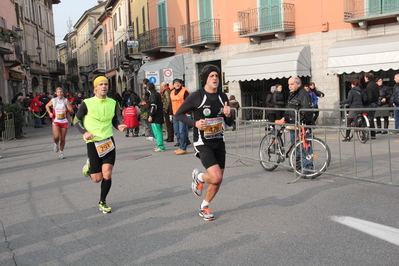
0, 27, 20, 54
93, 62, 106, 74
181, 19, 221, 53
344, 0, 399, 28
124, 40, 141, 60
237, 3, 295, 42
48, 60, 66, 75
3, 43, 22, 67
138, 27, 176, 56
79, 65, 93, 74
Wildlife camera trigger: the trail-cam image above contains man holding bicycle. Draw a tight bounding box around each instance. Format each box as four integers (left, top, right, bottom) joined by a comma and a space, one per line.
279, 76, 313, 174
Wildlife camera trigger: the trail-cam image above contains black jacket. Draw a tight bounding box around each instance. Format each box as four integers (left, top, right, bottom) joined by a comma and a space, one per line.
148, 89, 164, 124
284, 86, 312, 124
365, 80, 379, 105
273, 91, 285, 108
265, 93, 275, 114
391, 83, 399, 106
340, 86, 365, 109
378, 85, 392, 107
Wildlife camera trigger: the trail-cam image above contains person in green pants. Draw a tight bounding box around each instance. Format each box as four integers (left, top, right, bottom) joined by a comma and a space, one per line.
147, 82, 165, 152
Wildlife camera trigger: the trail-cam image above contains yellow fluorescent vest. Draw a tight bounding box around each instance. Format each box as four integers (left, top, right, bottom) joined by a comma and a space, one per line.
83, 96, 116, 143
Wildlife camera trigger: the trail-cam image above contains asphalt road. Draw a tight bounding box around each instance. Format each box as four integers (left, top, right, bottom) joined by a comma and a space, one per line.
1, 122, 399, 266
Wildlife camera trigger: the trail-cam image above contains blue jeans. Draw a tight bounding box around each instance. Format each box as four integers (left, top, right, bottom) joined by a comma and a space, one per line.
394, 106, 399, 130
34, 112, 42, 127
173, 116, 188, 151
295, 132, 314, 171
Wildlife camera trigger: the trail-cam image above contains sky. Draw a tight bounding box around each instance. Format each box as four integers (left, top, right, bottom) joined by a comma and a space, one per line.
53, 0, 101, 44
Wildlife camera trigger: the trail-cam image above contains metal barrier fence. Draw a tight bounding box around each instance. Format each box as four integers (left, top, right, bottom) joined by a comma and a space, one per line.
3, 113, 15, 141
224, 106, 399, 186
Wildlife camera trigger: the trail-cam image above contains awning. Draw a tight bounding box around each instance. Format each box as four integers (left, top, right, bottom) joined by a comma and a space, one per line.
224, 45, 311, 82
138, 54, 184, 83
327, 34, 399, 75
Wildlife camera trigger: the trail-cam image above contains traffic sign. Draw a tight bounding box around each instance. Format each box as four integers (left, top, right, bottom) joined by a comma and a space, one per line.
145, 71, 160, 86
163, 69, 173, 82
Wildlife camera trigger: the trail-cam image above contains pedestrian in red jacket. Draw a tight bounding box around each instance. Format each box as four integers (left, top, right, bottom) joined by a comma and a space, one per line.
29, 93, 43, 128
122, 103, 140, 137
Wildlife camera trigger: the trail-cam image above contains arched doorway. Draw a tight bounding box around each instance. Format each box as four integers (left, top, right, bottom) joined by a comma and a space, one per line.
31, 77, 39, 93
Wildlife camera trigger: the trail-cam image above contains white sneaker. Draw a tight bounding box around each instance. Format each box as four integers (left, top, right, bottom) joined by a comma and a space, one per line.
54, 144, 59, 153
146, 137, 155, 141
59, 152, 65, 159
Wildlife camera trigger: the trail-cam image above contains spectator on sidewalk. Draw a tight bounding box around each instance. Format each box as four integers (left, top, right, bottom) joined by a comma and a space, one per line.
29, 93, 43, 128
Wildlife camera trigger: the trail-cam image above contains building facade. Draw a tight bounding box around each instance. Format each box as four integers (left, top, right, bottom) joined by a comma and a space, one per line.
61, 0, 399, 125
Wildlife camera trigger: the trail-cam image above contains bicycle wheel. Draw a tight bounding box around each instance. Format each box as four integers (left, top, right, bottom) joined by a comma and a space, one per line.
259, 133, 281, 171
288, 137, 331, 179
356, 116, 369, 144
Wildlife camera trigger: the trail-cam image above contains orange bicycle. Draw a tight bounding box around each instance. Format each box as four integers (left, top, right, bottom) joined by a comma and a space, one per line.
259, 121, 331, 179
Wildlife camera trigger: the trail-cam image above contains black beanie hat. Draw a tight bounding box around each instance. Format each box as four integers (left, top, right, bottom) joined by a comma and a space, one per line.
200, 64, 220, 85
173, 78, 183, 84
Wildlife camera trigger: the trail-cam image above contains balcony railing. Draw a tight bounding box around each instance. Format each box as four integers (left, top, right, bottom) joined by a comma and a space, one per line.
237, 3, 295, 38
181, 19, 221, 48
48, 60, 66, 75
93, 62, 106, 74
138, 27, 176, 54
344, 0, 399, 22
79, 64, 92, 74
3, 43, 22, 67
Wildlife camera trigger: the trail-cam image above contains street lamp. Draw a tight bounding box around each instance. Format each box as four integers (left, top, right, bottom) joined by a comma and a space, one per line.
14, 26, 23, 37
36, 46, 42, 56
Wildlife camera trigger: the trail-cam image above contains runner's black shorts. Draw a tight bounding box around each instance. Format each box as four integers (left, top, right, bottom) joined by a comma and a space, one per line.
195, 140, 226, 169
86, 137, 116, 174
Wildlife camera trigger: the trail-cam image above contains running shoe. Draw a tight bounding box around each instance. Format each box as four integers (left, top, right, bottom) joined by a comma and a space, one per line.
192, 169, 204, 196
54, 144, 59, 153
199, 206, 214, 221
59, 152, 65, 159
154, 147, 165, 152
98, 201, 112, 213
82, 158, 90, 177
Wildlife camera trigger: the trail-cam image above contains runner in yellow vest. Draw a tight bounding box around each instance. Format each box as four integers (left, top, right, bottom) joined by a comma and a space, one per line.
74, 76, 127, 213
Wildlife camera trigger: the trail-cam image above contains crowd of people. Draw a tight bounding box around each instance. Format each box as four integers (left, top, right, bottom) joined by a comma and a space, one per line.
340, 72, 399, 141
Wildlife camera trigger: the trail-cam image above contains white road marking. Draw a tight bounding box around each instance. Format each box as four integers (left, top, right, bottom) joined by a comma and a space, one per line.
331, 216, 399, 246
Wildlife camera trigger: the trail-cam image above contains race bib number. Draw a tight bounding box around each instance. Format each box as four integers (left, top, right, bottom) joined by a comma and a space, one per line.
94, 138, 115, 158
204, 117, 224, 139
56, 112, 66, 119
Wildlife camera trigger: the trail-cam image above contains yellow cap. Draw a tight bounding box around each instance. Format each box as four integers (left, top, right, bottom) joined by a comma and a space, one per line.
93, 76, 108, 88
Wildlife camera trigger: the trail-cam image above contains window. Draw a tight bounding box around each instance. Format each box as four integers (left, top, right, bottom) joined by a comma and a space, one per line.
113, 14, 117, 31
142, 7, 145, 32
368, 0, 399, 15
157, 1, 167, 28
198, 0, 213, 41
38, 5, 42, 27
259, 0, 282, 31
25, 0, 30, 20
104, 23, 107, 43
157, 1, 167, 45
118, 7, 122, 26
136, 17, 139, 37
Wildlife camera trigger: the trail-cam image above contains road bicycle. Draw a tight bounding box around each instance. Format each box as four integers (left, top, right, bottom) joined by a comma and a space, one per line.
340, 107, 370, 144
259, 121, 331, 179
